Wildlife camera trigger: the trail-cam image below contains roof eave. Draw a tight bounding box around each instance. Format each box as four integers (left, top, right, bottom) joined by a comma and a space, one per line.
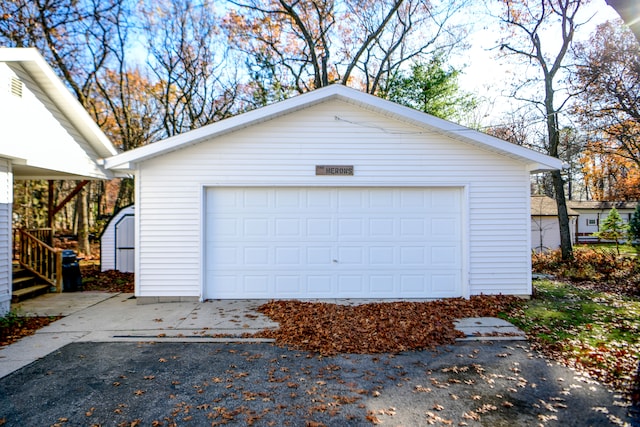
0, 48, 118, 159
104, 84, 564, 171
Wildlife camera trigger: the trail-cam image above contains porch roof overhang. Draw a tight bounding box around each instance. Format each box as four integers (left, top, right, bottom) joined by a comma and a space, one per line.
0, 48, 117, 180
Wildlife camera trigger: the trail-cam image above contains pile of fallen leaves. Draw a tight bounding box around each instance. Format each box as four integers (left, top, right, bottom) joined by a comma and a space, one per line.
80, 264, 134, 293
255, 295, 518, 356
0, 314, 60, 347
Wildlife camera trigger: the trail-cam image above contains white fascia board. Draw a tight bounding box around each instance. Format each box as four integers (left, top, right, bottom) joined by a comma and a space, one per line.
0, 48, 118, 160
105, 84, 562, 172
333, 87, 563, 171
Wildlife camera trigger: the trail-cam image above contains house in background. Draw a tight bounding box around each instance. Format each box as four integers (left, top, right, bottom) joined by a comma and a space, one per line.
105, 84, 562, 302
530, 195, 578, 252
0, 48, 117, 315
567, 200, 638, 243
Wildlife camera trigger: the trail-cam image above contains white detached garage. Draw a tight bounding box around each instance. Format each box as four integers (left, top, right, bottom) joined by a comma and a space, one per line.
105, 85, 562, 302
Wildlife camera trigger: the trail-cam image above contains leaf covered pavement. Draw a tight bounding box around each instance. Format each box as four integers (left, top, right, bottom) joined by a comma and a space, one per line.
255, 296, 518, 355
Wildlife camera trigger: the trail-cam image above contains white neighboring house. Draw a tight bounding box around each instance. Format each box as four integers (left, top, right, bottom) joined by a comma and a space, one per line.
100, 205, 135, 273
105, 85, 562, 302
567, 201, 638, 243
530, 195, 578, 252
0, 48, 117, 315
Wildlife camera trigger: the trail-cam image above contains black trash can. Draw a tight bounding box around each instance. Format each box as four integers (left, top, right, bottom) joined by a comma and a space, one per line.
62, 250, 82, 292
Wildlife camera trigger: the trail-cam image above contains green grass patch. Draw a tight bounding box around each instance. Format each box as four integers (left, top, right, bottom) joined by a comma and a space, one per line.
504, 279, 640, 398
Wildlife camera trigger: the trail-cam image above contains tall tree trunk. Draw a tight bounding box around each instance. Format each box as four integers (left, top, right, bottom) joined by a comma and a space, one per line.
77, 185, 91, 256
552, 170, 573, 259
545, 77, 573, 260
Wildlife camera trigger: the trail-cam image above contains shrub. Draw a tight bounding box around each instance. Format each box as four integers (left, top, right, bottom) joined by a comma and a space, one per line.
533, 247, 638, 285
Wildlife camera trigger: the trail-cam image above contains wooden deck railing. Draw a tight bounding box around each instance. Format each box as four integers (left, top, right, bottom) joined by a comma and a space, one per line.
16, 229, 62, 292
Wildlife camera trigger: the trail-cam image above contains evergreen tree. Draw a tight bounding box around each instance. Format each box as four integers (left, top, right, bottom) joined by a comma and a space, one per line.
593, 207, 629, 254
380, 54, 476, 122
629, 204, 640, 244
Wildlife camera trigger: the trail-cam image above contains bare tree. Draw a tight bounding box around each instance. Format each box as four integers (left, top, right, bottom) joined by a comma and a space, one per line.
222, 0, 468, 96
496, 0, 592, 260
140, 0, 242, 137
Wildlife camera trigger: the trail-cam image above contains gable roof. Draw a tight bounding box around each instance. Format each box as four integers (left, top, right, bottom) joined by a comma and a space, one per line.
567, 200, 638, 211
0, 48, 117, 172
531, 195, 579, 216
104, 84, 563, 173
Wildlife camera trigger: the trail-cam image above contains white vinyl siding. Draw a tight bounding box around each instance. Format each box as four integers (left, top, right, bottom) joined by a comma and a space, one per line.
0, 63, 106, 179
134, 99, 532, 298
0, 158, 12, 315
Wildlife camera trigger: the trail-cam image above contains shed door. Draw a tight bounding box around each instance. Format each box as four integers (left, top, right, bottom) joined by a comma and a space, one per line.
204, 187, 462, 299
115, 214, 135, 273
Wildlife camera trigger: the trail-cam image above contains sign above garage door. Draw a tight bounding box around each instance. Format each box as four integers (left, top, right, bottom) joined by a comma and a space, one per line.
204, 187, 463, 300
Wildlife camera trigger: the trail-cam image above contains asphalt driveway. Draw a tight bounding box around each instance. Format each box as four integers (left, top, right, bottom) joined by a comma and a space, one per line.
1, 340, 636, 426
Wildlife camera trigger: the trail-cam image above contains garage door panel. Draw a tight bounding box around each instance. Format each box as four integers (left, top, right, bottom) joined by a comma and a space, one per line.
205, 187, 462, 299
400, 246, 426, 264
307, 246, 332, 265
400, 218, 425, 237
244, 247, 269, 265
400, 275, 426, 293
275, 190, 301, 208
337, 246, 363, 264
338, 218, 363, 236
431, 217, 459, 237
306, 189, 333, 208
338, 275, 363, 293
243, 189, 269, 208
244, 219, 269, 236
431, 189, 461, 210
210, 246, 237, 265
275, 218, 301, 236
369, 218, 394, 236
370, 275, 394, 294
432, 274, 459, 296
307, 275, 334, 296
369, 191, 395, 208
430, 246, 459, 266
399, 190, 427, 208
369, 247, 394, 264
275, 247, 300, 264
307, 218, 333, 237
275, 276, 299, 293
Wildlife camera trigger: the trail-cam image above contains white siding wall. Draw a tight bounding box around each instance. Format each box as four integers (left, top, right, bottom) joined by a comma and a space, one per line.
0, 158, 12, 315
135, 100, 532, 298
0, 63, 105, 178
531, 217, 561, 252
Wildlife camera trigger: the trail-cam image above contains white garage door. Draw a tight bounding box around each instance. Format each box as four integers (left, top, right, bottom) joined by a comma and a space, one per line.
204, 187, 462, 299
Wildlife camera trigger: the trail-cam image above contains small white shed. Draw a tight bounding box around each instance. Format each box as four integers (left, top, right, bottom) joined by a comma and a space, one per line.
105, 85, 563, 303
100, 205, 135, 273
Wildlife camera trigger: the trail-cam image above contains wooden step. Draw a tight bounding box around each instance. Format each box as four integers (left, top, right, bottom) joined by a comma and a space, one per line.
12, 275, 36, 291
12, 284, 50, 303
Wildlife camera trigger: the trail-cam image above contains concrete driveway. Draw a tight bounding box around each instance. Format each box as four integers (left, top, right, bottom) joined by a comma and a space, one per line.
0, 292, 637, 426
